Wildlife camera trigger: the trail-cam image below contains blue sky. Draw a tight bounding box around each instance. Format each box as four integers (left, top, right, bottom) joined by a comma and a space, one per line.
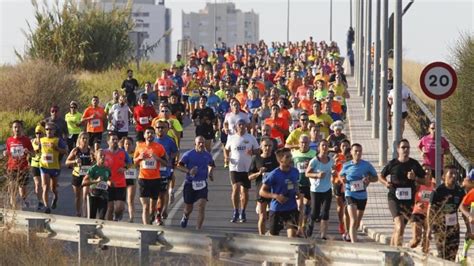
1, 0, 472, 65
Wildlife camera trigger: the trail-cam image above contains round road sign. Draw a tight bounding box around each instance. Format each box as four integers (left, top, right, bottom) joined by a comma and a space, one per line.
419, 62, 457, 100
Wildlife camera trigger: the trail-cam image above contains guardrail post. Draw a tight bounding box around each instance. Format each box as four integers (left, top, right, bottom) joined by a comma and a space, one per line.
25, 218, 47, 245
208, 235, 225, 264
77, 223, 97, 266
380, 250, 400, 266
294, 244, 310, 266
138, 230, 159, 266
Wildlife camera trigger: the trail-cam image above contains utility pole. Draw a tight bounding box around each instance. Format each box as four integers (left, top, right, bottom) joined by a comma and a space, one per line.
354, 0, 360, 83
357, 0, 364, 96
372, 0, 380, 137
364, 0, 372, 121
287, 0, 290, 43
379, 0, 388, 165
392, 0, 403, 158
330, 0, 333, 41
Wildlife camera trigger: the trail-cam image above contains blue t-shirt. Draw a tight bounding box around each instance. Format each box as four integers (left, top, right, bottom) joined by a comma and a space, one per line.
263, 167, 299, 212
206, 94, 221, 112
218, 101, 231, 118
154, 135, 178, 177
340, 160, 377, 200
179, 149, 215, 182
246, 98, 262, 113
308, 156, 334, 193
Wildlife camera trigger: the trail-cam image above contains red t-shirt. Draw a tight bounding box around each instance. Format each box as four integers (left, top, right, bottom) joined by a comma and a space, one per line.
103, 149, 128, 188
6, 136, 33, 171
133, 105, 158, 132
264, 117, 289, 148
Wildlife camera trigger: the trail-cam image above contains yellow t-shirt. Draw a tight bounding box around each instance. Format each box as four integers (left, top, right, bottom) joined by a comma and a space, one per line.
309, 114, 333, 138
39, 137, 61, 169
286, 128, 310, 147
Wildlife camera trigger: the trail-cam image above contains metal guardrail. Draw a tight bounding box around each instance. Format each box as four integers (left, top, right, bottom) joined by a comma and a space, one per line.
405, 84, 472, 178
0, 209, 456, 266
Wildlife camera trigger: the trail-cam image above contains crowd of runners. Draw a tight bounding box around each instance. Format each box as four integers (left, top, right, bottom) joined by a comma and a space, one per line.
2, 38, 473, 262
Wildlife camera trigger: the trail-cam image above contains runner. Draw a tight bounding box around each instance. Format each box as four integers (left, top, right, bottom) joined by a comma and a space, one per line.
291, 135, 317, 236
379, 139, 425, 246
259, 148, 300, 238
154, 69, 174, 103
119, 137, 137, 223
388, 85, 410, 137
222, 98, 251, 167
30, 124, 45, 210
339, 143, 378, 243
65, 101, 83, 152
39, 122, 68, 213
176, 136, 215, 229
45, 105, 68, 140
459, 170, 474, 265
104, 132, 131, 221
305, 139, 335, 239
134, 127, 168, 225
333, 139, 352, 239
154, 120, 178, 225
134, 93, 158, 142
427, 165, 467, 261
308, 101, 333, 139
81, 96, 106, 149
82, 149, 111, 220
192, 95, 217, 152
4, 120, 34, 208
327, 120, 347, 154
121, 69, 139, 108
285, 113, 311, 149
418, 122, 450, 173
224, 119, 259, 223
65, 132, 93, 217
249, 137, 279, 235
264, 104, 289, 149
108, 94, 130, 139
104, 90, 120, 129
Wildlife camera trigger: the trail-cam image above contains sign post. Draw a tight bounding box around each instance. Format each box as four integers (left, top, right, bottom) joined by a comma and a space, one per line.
419, 62, 457, 185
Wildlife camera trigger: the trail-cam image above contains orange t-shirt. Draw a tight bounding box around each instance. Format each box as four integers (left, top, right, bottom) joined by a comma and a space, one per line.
413, 182, 435, 215
82, 106, 105, 133
134, 142, 166, 180
264, 117, 289, 148
278, 108, 291, 122
298, 99, 314, 115
322, 101, 343, 115
462, 189, 474, 206
235, 92, 248, 107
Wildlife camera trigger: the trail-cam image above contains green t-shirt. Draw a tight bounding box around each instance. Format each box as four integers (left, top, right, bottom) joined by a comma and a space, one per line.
314, 89, 329, 101
292, 149, 317, 187
87, 164, 111, 198
65, 112, 83, 135
215, 89, 226, 100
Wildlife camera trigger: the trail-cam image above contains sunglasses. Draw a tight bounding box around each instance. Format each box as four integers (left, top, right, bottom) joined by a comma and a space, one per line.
70, 106, 77, 109
155, 126, 166, 129
400, 146, 410, 149
161, 110, 169, 113
35, 132, 42, 135
45, 128, 54, 131
300, 119, 309, 122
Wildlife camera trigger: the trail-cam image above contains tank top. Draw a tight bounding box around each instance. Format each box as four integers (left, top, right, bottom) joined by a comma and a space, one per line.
72, 148, 93, 177
39, 137, 60, 169
31, 139, 41, 168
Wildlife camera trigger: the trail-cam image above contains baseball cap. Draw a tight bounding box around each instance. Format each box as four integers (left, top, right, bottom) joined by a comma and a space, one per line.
236, 119, 247, 125
35, 125, 45, 134
468, 169, 474, 181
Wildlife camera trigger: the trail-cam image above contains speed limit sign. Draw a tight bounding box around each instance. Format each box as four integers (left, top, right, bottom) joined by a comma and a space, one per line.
419, 62, 457, 100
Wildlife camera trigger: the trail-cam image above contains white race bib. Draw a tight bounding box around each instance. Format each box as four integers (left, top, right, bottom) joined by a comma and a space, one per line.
287, 181, 295, 191
96, 181, 108, 190
139, 117, 149, 125
141, 159, 157, 170
275, 137, 283, 146
159, 166, 167, 171
335, 96, 343, 102
10, 146, 25, 157
42, 153, 54, 164
125, 169, 137, 179
158, 85, 166, 92
420, 190, 432, 203
350, 179, 365, 192
296, 161, 308, 174
395, 187, 412, 200
445, 213, 457, 226
192, 180, 206, 190
91, 119, 101, 128
79, 165, 91, 176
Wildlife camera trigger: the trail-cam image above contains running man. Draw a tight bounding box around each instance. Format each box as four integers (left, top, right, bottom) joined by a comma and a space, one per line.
259, 148, 300, 238
82, 96, 106, 149
339, 143, 378, 243
459, 170, 474, 265
176, 136, 215, 229
224, 119, 259, 223
192, 95, 217, 152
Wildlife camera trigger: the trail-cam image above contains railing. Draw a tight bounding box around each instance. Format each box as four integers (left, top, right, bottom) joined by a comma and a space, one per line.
405, 84, 472, 179
0, 209, 456, 266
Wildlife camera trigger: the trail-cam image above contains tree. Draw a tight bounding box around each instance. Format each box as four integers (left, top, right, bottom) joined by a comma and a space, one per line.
18, 0, 134, 72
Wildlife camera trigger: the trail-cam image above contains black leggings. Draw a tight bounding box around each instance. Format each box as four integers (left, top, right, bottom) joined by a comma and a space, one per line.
310, 189, 332, 222
88, 196, 107, 220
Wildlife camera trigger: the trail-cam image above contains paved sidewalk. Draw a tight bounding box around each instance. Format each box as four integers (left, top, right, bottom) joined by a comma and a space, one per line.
345, 76, 473, 260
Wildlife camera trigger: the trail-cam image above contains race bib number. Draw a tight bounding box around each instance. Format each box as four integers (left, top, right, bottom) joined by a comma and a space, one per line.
79, 165, 91, 176
395, 187, 412, 200
158, 85, 166, 92
335, 96, 343, 102
445, 213, 457, 226
350, 180, 365, 192
96, 181, 108, 190
275, 137, 283, 146
420, 190, 432, 203
287, 181, 295, 191
141, 159, 157, 170
139, 117, 149, 125
192, 90, 200, 95
296, 162, 308, 174
125, 169, 137, 179
91, 119, 101, 128
42, 153, 54, 164
192, 180, 206, 191
10, 146, 24, 157
159, 165, 167, 171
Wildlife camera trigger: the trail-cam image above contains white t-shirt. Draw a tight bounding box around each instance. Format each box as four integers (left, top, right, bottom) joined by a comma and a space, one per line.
225, 133, 259, 172
223, 111, 251, 135
388, 86, 410, 113
108, 103, 129, 132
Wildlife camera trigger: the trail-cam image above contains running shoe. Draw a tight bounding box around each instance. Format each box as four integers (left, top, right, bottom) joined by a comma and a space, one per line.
224, 163, 229, 168
180, 215, 188, 228
22, 200, 30, 209
155, 216, 163, 226
239, 211, 247, 223
305, 222, 314, 237
51, 197, 58, 209
162, 211, 168, 220
342, 233, 351, 242
230, 210, 239, 223
37, 202, 44, 211
44, 207, 51, 214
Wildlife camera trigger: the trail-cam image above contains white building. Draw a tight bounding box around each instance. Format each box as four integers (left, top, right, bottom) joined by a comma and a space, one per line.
182, 2, 259, 51
93, 0, 171, 62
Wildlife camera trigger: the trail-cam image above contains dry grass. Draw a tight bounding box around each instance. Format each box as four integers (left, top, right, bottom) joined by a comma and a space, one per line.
401, 60, 435, 110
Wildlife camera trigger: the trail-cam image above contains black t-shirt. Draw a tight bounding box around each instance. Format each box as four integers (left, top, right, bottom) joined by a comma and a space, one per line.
249, 153, 279, 184
327, 133, 347, 151
192, 107, 216, 125
170, 102, 185, 122
430, 184, 465, 227
381, 158, 425, 200
121, 78, 139, 95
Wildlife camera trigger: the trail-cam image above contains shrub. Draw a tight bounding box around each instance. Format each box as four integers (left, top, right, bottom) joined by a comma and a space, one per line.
0, 111, 43, 143
0, 59, 79, 116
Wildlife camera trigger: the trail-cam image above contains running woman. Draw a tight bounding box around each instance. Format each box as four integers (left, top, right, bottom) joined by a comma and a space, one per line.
83, 149, 112, 220
459, 170, 474, 265
119, 137, 137, 223
31, 124, 45, 210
